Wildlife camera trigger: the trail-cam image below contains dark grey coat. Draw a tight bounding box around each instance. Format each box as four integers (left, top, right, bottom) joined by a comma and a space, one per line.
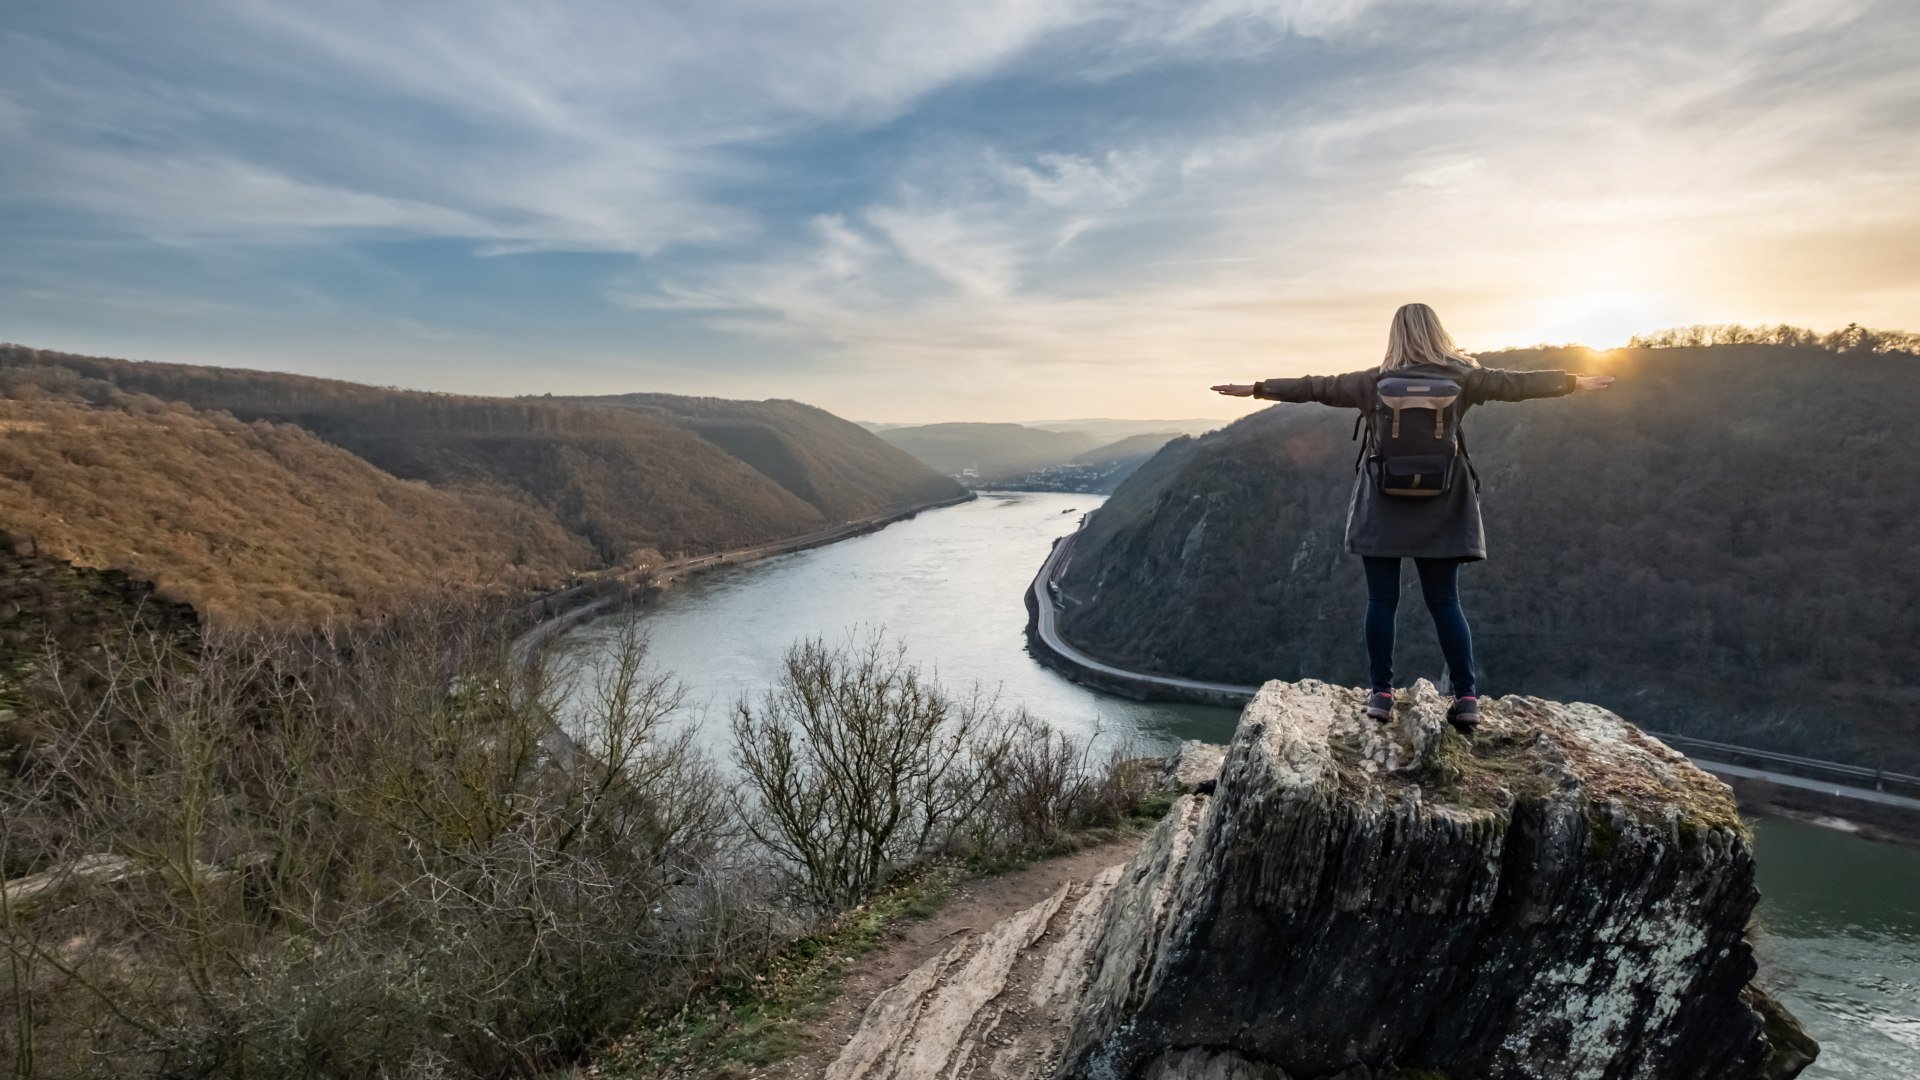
1253, 363, 1575, 560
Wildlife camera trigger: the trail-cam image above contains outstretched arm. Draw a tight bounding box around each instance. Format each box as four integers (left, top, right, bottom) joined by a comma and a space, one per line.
1465, 369, 1614, 404
1212, 372, 1372, 409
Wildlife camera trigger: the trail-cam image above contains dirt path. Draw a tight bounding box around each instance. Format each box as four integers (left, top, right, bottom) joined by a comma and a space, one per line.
753, 837, 1144, 1080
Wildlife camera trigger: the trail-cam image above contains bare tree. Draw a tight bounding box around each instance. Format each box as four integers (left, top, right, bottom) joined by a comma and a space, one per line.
729, 633, 990, 910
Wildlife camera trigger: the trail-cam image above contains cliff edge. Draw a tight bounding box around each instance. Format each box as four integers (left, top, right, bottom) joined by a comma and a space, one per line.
1061, 679, 1815, 1080
825, 680, 1816, 1080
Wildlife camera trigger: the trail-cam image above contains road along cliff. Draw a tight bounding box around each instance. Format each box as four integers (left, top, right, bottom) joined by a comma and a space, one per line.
824, 680, 1817, 1080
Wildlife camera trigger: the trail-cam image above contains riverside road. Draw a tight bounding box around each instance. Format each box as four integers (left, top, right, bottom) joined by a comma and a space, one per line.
1029, 521, 1920, 815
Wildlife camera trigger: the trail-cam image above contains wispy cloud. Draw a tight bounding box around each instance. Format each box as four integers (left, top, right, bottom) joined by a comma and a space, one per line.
1, 0, 1916, 419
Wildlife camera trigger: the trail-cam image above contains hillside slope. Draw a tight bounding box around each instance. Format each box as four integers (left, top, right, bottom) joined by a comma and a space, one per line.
5, 347, 835, 562
0, 366, 590, 624
1054, 344, 1920, 770
0, 345, 963, 624
568, 393, 962, 520
1074, 431, 1184, 464
1002, 431, 1183, 494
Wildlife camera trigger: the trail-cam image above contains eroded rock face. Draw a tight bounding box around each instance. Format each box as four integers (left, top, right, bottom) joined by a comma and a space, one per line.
828, 872, 1125, 1080
1161, 740, 1226, 793
1058, 679, 1816, 1080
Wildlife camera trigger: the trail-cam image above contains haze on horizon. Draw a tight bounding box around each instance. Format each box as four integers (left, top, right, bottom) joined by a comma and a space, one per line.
2, 0, 1915, 423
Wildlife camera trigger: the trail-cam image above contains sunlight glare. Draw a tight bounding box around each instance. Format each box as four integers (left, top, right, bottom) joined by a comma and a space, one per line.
1523, 289, 1668, 350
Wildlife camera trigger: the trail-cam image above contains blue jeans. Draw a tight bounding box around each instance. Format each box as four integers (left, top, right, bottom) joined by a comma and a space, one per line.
1362, 556, 1477, 697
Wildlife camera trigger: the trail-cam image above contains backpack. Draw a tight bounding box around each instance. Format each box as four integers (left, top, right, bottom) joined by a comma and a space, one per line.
1355, 372, 1478, 497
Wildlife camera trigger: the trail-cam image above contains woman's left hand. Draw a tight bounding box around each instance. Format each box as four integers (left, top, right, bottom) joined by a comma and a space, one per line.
1212, 384, 1257, 397
1574, 375, 1615, 392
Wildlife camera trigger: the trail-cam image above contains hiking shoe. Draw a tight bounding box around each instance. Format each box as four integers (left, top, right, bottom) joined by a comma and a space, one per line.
1365, 690, 1394, 722
1447, 695, 1480, 732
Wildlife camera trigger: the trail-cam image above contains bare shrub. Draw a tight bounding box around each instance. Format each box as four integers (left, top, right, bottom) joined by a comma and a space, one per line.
729, 633, 1160, 910
729, 634, 995, 911
4, 613, 1162, 1077
968, 714, 1159, 855
0, 605, 772, 1078
975, 711, 1095, 851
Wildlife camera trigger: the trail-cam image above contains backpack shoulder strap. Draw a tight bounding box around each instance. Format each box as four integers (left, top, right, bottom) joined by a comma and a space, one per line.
1456, 421, 1482, 493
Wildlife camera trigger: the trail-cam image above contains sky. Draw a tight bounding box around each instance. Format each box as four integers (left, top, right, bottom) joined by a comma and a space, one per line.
2, 1, 1916, 422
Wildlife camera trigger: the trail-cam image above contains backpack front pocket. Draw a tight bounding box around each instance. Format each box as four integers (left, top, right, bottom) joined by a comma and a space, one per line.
1377, 454, 1451, 497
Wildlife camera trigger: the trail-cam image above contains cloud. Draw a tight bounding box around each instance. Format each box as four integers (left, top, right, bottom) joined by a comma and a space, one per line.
0, 139, 491, 243
622, 0, 1919, 373
2, 0, 1917, 419
0, 1, 1096, 254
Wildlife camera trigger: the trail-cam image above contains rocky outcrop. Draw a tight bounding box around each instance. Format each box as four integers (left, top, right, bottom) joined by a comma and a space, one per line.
1059, 679, 1816, 1080
822, 679, 1815, 1080
1, 534, 197, 670
2, 537, 199, 779
825, 872, 1124, 1079
1160, 740, 1226, 793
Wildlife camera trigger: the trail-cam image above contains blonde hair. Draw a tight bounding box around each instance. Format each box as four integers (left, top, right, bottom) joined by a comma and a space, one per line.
1382, 302, 1480, 373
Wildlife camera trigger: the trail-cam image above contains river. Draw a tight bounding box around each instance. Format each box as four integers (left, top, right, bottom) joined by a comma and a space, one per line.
558, 490, 1918, 1077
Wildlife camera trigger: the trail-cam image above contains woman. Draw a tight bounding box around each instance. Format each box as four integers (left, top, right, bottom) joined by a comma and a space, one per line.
1212, 303, 1613, 730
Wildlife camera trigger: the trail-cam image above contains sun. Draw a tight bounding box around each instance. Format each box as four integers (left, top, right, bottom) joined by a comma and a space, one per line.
1524, 289, 1669, 350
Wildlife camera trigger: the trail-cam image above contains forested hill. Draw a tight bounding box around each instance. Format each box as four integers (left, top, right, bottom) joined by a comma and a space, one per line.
0, 346, 962, 623
1053, 342, 1920, 771
561, 392, 958, 522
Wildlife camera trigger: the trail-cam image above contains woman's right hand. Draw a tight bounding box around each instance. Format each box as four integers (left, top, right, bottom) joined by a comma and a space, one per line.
1212, 384, 1257, 397
1574, 375, 1615, 392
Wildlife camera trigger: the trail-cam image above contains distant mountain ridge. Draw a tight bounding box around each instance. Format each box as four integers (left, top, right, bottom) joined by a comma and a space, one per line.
875, 418, 1218, 487
1017, 417, 1220, 443
1051, 342, 1920, 771
876, 422, 1102, 484
0, 345, 962, 623
999, 431, 1184, 493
